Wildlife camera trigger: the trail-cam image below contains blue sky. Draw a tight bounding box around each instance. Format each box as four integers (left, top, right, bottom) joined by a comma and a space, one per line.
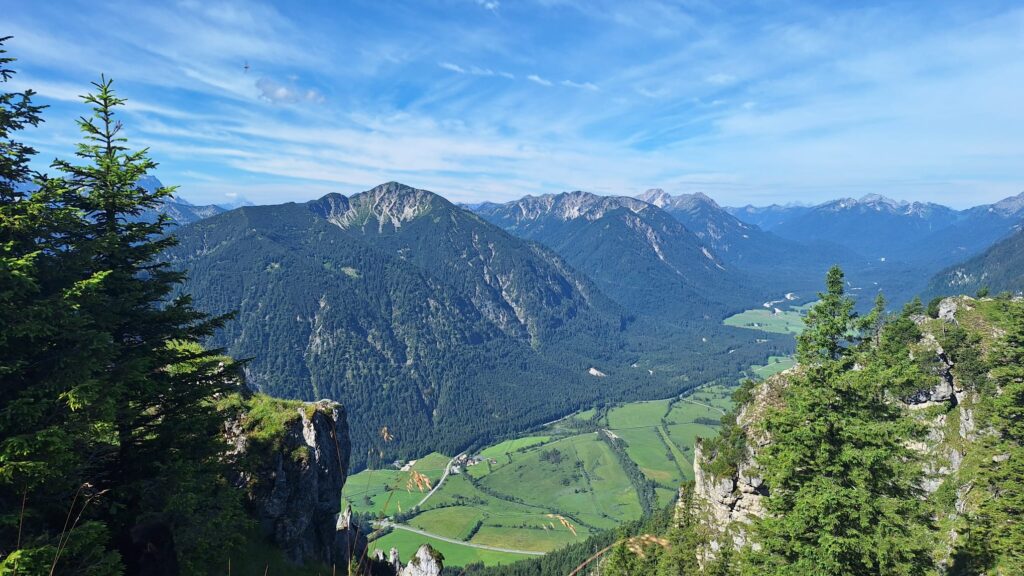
4, 0, 1023, 207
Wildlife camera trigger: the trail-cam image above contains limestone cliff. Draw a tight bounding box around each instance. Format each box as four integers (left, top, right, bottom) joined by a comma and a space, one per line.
224, 396, 359, 567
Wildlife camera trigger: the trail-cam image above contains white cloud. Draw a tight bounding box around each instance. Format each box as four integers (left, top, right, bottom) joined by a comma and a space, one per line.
255, 77, 324, 104
439, 62, 500, 76
527, 74, 553, 87
562, 80, 599, 91
636, 87, 669, 99
439, 62, 467, 73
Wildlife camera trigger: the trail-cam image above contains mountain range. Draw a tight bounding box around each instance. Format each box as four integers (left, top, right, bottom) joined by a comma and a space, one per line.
165, 182, 786, 466
727, 192, 1024, 268
158, 181, 1023, 465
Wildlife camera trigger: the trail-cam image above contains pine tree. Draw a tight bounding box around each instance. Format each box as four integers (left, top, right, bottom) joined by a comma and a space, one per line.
0, 37, 122, 575
745, 266, 933, 575
46, 77, 247, 573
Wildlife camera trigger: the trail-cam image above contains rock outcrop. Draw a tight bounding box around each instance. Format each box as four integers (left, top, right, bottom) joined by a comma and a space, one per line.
399, 545, 443, 576
225, 398, 358, 567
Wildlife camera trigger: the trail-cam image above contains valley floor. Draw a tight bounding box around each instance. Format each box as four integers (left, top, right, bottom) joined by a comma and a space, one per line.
346, 294, 807, 567
346, 386, 733, 567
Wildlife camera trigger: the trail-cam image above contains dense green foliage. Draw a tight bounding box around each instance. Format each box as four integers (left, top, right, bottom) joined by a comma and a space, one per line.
746, 267, 933, 575
949, 299, 1024, 574
0, 49, 246, 574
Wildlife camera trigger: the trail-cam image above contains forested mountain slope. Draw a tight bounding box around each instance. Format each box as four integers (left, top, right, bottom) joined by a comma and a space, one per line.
166, 183, 658, 466
927, 225, 1024, 297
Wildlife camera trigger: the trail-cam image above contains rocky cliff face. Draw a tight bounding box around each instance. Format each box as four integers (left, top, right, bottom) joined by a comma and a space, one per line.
225, 398, 358, 567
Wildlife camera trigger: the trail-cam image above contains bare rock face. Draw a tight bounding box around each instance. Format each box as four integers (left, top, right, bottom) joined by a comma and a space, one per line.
690, 375, 783, 562
226, 399, 357, 567
400, 545, 443, 576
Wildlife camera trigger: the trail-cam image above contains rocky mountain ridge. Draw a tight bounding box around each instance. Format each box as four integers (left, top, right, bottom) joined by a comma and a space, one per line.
471, 189, 758, 321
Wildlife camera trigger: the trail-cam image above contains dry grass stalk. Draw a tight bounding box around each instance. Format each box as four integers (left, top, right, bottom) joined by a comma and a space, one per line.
405, 470, 432, 493
625, 534, 670, 558
567, 533, 670, 576
545, 513, 577, 536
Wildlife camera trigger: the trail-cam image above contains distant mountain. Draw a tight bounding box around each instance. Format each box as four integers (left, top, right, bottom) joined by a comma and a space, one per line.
148, 199, 226, 225
636, 190, 858, 298
926, 224, 1024, 297
903, 191, 1024, 266
218, 196, 256, 210
166, 182, 657, 466
472, 191, 757, 321
766, 194, 960, 262
637, 189, 757, 256
724, 203, 812, 230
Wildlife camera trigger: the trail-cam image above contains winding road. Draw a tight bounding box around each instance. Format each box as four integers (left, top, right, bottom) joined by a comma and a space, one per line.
375, 520, 545, 556
415, 453, 461, 508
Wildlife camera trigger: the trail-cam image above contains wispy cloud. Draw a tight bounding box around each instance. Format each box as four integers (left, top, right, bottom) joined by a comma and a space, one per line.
562, 80, 599, 91
527, 74, 553, 87
7, 0, 1024, 208
705, 73, 736, 86
438, 62, 508, 77
475, 0, 500, 13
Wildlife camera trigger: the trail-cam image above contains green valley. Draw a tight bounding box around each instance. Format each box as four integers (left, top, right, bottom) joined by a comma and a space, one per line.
348, 386, 735, 566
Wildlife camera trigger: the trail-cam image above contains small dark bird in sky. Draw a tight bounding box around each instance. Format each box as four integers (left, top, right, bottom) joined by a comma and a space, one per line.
243, 61, 250, 73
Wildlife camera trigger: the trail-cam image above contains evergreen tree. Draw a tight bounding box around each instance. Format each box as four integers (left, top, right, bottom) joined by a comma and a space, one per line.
963, 302, 1024, 573
0, 37, 122, 575
2, 60, 246, 574
745, 266, 933, 575
45, 77, 247, 573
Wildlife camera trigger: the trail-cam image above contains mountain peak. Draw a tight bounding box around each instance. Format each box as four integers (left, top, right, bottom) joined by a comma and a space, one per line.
638, 188, 671, 207
314, 182, 442, 231
990, 190, 1024, 216
635, 189, 721, 211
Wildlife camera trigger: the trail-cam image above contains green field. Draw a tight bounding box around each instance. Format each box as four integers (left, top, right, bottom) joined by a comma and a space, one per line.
604, 402, 681, 496
408, 506, 483, 540
358, 389, 733, 566
471, 525, 581, 552
750, 355, 796, 378
479, 434, 640, 529
342, 452, 450, 516
724, 307, 805, 334
369, 528, 529, 567
469, 435, 552, 478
